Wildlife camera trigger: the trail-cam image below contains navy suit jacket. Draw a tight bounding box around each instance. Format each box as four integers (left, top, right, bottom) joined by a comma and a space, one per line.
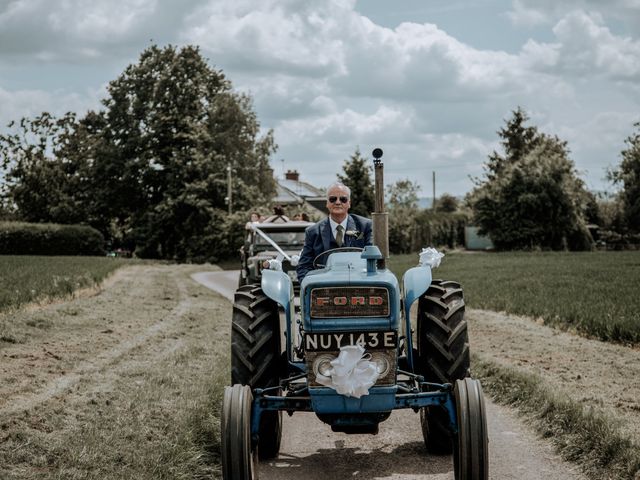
296, 213, 373, 282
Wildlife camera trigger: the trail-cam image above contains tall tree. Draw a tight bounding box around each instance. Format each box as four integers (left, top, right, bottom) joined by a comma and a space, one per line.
435, 193, 459, 213
1, 45, 277, 261
337, 148, 374, 217
485, 106, 542, 181
386, 179, 420, 253
94, 45, 276, 258
0, 112, 89, 224
387, 179, 419, 209
470, 109, 592, 250
609, 122, 640, 232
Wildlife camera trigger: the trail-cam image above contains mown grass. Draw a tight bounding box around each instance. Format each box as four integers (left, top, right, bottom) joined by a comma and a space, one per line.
474, 355, 640, 480
46, 350, 227, 480
388, 250, 640, 344
0, 255, 137, 314
1, 266, 228, 480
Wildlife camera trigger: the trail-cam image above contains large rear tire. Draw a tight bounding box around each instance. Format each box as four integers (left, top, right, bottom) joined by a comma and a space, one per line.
454, 378, 488, 480
221, 384, 257, 480
417, 279, 470, 454
232, 285, 282, 459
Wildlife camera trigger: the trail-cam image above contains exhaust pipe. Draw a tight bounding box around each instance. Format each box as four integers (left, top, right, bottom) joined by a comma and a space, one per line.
371, 148, 389, 269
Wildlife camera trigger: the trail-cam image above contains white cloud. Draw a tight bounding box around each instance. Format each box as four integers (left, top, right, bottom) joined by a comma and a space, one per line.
507, 0, 549, 27
277, 106, 413, 146
186, 0, 566, 110
1, 0, 638, 196
183, 0, 348, 77
0, 0, 202, 62
522, 11, 640, 82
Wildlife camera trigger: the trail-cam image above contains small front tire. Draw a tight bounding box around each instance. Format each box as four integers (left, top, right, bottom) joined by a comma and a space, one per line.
453, 378, 488, 480
221, 384, 258, 480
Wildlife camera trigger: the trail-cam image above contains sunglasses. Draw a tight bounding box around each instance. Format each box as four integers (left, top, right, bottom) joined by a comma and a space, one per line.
328, 196, 349, 204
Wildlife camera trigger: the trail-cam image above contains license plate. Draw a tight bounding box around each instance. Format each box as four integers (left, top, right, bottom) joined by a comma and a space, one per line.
304, 331, 397, 352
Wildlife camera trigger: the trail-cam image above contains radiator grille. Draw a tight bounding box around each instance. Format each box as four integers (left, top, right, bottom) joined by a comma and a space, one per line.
310, 286, 389, 318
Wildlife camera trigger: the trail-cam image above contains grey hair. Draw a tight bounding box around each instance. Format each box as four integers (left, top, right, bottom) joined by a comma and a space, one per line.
326, 181, 351, 199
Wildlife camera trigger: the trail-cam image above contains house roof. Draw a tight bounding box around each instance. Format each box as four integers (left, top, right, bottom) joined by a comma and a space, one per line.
273, 183, 302, 205
279, 178, 324, 198
272, 174, 326, 216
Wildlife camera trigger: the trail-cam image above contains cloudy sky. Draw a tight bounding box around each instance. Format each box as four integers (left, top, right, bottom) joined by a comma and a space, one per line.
1, 0, 639, 198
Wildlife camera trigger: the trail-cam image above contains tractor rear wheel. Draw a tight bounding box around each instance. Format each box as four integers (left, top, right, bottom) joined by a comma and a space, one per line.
232, 285, 282, 460
221, 384, 257, 480
453, 378, 488, 480
417, 279, 470, 454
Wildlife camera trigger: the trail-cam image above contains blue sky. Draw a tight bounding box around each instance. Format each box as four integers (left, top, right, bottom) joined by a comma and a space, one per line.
1, 0, 639, 198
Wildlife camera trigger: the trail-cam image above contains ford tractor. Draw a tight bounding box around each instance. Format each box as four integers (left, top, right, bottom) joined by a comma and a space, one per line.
222, 148, 488, 479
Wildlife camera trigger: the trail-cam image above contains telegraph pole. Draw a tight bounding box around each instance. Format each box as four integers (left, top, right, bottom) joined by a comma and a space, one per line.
432, 170, 436, 211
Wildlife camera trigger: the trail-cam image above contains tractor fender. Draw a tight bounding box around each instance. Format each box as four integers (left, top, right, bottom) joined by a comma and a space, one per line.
261, 269, 294, 308
402, 266, 432, 317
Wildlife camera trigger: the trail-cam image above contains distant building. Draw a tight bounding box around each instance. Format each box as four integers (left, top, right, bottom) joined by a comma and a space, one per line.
273, 170, 326, 218
464, 226, 494, 250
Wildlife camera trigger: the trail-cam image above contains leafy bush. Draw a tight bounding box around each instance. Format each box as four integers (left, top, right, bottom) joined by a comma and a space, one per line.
0, 222, 105, 256
415, 210, 468, 249
599, 230, 640, 250
133, 208, 255, 264
388, 208, 468, 253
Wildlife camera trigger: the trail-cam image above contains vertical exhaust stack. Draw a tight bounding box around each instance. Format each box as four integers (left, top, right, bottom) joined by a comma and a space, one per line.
371, 148, 389, 269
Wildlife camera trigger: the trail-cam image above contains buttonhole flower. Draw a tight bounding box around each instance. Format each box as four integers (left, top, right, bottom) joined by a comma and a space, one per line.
345, 230, 364, 240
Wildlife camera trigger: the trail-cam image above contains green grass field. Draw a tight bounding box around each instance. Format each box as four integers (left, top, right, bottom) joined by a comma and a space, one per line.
0, 255, 135, 313
388, 250, 640, 344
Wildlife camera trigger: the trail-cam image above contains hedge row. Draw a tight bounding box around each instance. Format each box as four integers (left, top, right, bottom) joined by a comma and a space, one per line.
389, 209, 468, 254
0, 222, 105, 256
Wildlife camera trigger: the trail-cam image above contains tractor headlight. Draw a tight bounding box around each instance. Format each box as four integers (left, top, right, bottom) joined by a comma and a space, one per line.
370, 352, 390, 377
313, 354, 335, 378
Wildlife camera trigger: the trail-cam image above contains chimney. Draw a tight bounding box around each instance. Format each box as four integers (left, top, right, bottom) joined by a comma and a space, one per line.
285, 169, 300, 181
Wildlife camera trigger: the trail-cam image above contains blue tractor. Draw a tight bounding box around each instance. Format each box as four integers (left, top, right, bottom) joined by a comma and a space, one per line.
222, 149, 488, 479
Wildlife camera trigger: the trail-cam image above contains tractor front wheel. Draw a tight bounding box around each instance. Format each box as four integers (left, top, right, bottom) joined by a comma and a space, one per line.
453, 378, 488, 480
221, 384, 257, 480
232, 285, 282, 459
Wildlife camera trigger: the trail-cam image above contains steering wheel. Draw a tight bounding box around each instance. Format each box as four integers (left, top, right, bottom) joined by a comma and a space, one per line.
313, 247, 364, 269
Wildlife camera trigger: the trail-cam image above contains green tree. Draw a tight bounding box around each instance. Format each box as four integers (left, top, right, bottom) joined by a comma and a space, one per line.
337, 148, 374, 217
387, 179, 419, 209
93, 45, 276, 259
609, 122, 640, 233
470, 108, 592, 250
583, 190, 601, 225
0, 112, 89, 225
387, 179, 420, 253
485, 106, 542, 181
1, 45, 277, 261
472, 133, 591, 250
435, 193, 459, 213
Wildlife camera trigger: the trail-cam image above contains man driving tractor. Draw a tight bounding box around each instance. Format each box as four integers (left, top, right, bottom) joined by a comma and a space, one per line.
296, 181, 372, 281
